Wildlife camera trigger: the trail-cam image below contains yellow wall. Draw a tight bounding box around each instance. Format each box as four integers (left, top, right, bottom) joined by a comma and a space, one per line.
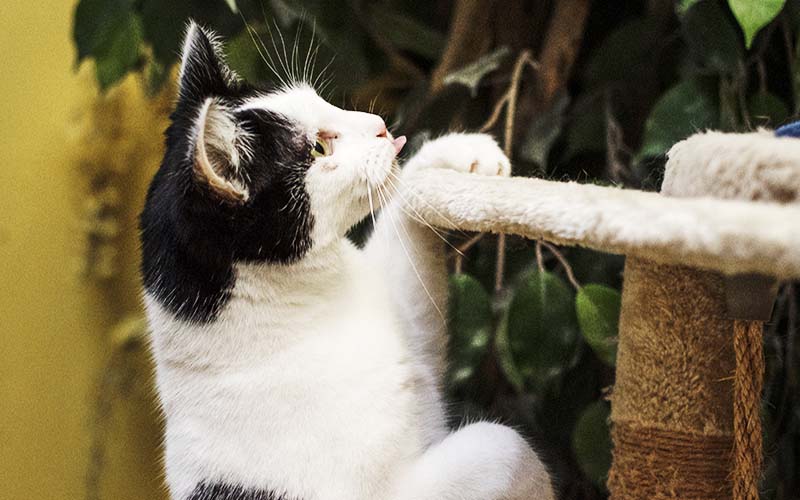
0, 2, 166, 498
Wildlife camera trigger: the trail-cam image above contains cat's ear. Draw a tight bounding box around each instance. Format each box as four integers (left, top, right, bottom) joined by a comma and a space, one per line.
178, 21, 237, 102
192, 98, 249, 204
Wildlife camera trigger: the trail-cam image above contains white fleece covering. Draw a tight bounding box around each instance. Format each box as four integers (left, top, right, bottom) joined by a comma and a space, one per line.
403, 167, 800, 280
664, 130, 800, 202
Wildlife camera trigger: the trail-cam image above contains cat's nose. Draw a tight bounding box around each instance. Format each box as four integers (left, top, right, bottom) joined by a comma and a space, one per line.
376, 126, 388, 138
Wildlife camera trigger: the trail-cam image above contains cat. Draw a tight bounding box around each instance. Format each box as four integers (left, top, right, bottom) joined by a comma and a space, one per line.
140, 21, 555, 500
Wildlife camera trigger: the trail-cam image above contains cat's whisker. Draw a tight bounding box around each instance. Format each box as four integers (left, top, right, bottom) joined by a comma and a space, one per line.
264, 20, 292, 86
313, 55, 336, 91
366, 181, 378, 235
291, 18, 303, 84
307, 45, 321, 86
316, 72, 336, 98
273, 20, 295, 83
382, 176, 463, 256
387, 170, 468, 236
254, 29, 289, 87
241, 20, 285, 87
302, 21, 317, 84
374, 185, 444, 320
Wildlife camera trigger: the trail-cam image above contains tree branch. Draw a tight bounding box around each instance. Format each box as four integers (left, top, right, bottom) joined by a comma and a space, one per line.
429, 0, 494, 93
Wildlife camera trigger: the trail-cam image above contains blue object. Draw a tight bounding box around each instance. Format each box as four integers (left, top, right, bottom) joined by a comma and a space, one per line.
775, 121, 800, 137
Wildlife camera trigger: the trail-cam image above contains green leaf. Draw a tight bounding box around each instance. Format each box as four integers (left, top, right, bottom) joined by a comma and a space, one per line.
576, 285, 620, 366
268, 0, 303, 28
584, 19, 661, 86
562, 95, 607, 161
748, 90, 789, 127
682, 0, 742, 73
368, 7, 445, 60
144, 58, 169, 97
638, 79, 719, 159
447, 274, 493, 388
728, 0, 786, 49
73, 0, 135, 63
495, 312, 525, 392
94, 12, 143, 90
224, 0, 238, 14
139, 0, 242, 66
443, 47, 510, 97
678, 0, 702, 15
226, 28, 272, 83
519, 93, 570, 168
572, 400, 613, 489
505, 271, 580, 391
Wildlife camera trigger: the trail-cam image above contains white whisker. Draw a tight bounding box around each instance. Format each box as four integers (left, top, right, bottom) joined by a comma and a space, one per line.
387, 170, 468, 236
382, 176, 463, 255
375, 185, 444, 320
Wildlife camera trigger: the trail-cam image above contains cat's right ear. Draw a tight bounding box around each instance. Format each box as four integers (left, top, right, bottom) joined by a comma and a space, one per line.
177, 21, 236, 103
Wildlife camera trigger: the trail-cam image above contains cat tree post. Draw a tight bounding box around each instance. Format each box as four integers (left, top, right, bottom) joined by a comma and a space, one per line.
608, 132, 797, 500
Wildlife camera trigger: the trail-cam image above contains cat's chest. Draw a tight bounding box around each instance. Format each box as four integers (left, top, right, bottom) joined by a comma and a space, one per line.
156, 277, 424, 500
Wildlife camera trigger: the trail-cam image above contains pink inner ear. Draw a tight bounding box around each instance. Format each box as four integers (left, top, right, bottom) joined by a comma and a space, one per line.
392, 136, 407, 155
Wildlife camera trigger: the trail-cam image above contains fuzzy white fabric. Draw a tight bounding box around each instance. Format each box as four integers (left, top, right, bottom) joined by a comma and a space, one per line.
665, 130, 800, 202
403, 166, 800, 280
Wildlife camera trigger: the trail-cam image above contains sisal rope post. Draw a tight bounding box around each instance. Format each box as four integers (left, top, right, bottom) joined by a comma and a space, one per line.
608, 260, 735, 499
608, 133, 792, 500
732, 320, 765, 500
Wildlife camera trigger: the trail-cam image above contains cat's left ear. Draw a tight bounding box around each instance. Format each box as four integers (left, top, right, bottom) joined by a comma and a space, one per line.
192, 98, 250, 204
178, 21, 237, 103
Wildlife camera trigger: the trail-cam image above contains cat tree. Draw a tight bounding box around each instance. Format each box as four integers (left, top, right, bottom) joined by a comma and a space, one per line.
406, 129, 800, 500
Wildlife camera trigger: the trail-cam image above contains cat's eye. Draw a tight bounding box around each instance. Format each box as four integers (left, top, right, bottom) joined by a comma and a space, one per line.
311, 138, 331, 158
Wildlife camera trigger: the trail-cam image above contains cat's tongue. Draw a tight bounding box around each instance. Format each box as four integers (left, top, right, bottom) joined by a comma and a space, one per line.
392, 135, 407, 156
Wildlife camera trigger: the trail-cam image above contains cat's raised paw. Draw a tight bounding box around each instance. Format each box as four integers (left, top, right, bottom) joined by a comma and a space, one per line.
406, 133, 511, 177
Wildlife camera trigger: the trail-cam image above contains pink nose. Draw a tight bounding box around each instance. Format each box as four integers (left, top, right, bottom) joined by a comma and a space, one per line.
377, 125, 388, 138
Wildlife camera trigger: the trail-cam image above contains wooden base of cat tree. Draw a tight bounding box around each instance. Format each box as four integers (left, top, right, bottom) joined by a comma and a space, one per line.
406, 130, 800, 500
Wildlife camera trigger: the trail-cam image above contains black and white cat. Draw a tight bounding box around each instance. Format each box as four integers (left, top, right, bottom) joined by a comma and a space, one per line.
140, 22, 555, 500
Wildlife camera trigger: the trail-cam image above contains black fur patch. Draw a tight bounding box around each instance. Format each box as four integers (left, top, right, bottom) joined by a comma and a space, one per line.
140, 25, 314, 323
187, 482, 289, 500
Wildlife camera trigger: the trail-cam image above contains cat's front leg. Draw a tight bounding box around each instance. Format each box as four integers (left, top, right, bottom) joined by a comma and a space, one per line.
364, 132, 510, 368
389, 422, 556, 500
363, 133, 511, 442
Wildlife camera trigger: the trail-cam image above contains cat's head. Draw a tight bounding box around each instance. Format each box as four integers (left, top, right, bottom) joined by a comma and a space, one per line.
145, 22, 405, 267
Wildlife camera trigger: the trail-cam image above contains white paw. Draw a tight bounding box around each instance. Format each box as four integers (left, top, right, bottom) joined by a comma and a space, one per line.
405, 133, 511, 177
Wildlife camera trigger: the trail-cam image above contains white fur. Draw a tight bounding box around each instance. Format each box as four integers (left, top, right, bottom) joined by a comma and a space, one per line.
146, 86, 555, 500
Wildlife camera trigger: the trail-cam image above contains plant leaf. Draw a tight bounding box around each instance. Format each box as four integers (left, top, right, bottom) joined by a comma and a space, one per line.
638, 79, 718, 159
505, 271, 579, 392
443, 47, 510, 97
572, 400, 613, 489
562, 95, 607, 161
748, 90, 789, 127
678, 0, 702, 15
139, 0, 242, 66
519, 92, 570, 169
73, 0, 135, 63
583, 18, 661, 86
728, 0, 787, 49
576, 284, 621, 366
94, 12, 143, 90
368, 7, 445, 60
447, 274, 493, 388
224, 0, 238, 13
682, 0, 743, 73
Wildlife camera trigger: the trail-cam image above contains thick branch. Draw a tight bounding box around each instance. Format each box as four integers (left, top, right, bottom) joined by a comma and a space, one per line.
536, 0, 592, 104
429, 0, 494, 93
